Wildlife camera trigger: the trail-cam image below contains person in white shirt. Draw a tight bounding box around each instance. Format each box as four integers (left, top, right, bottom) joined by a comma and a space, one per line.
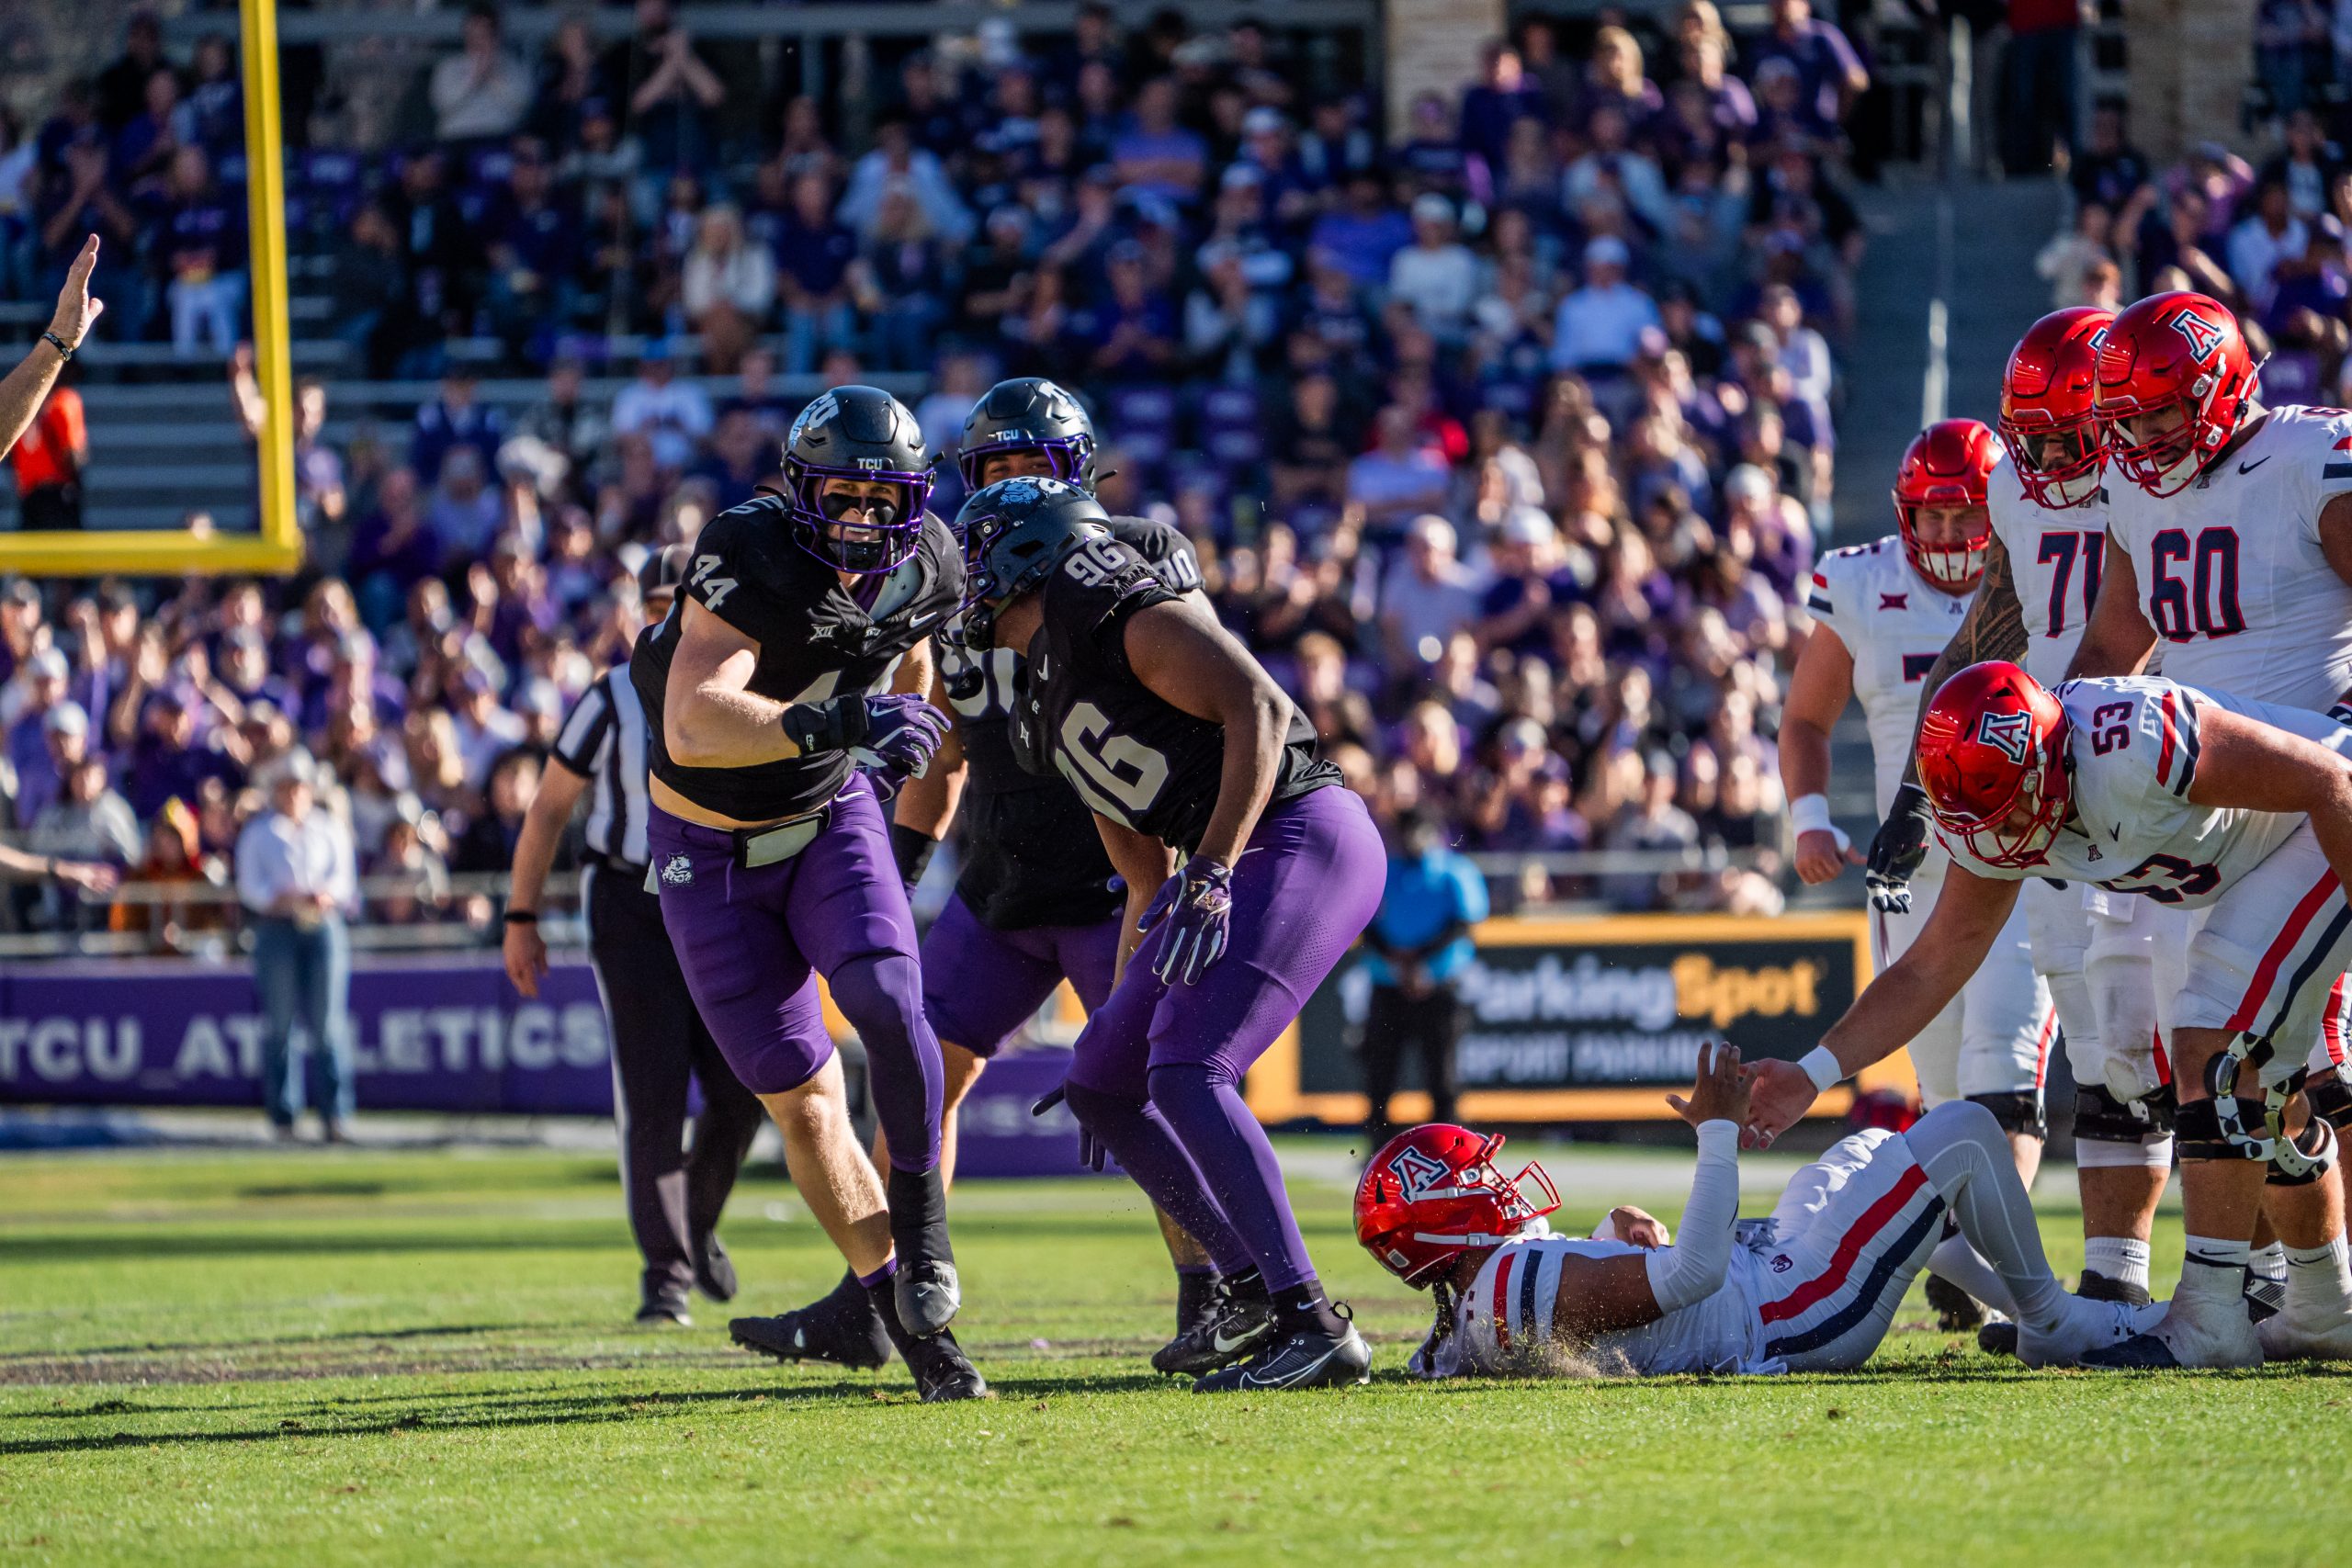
1386, 195, 1480, 344
1379, 514, 1486, 670
610, 344, 715, 471
235, 750, 360, 1141
2224, 180, 2308, 315
429, 5, 534, 144
1550, 236, 1660, 378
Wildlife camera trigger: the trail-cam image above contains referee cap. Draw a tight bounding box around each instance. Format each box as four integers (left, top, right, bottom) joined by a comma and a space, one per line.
639, 544, 690, 601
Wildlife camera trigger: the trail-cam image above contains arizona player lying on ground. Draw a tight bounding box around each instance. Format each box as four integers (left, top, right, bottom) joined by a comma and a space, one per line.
1747, 661, 2352, 1368
1357, 1044, 2155, 1377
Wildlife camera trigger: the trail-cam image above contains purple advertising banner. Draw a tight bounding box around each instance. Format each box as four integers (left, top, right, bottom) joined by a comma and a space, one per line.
0, 955, 1095, 1175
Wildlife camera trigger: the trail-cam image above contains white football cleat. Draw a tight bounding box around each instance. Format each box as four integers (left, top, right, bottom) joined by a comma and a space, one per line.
2256, 1309, 2352, 1362
2081, 1292, 2263, 1370
2017, 1294, 2166, 1368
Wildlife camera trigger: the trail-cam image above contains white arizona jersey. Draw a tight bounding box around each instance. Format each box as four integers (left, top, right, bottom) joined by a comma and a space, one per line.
2101, 406, 2352, 712
1804, 535, 1972, 817
1445, 1232, 1769, 1377
1985, 446, 2110, 688
1939, 676, 2352, 904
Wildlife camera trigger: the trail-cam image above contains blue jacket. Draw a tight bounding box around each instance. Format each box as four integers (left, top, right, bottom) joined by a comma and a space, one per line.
1362, 848, 1488, 986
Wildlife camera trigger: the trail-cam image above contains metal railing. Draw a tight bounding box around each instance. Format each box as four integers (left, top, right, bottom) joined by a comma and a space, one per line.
0, 848, 1792, 960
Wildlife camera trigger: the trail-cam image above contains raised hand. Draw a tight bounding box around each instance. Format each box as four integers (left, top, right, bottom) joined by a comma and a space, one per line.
1666, 1041, 1751, 1130
50, 235, 106, 350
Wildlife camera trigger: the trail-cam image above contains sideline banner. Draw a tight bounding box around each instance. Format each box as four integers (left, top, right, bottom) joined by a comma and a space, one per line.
1245, 912, 1904, 1126
0, 953, 1098, 1174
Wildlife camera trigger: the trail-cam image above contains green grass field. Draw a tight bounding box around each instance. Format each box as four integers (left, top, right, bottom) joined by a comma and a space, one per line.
2, 1136, 2346, 1567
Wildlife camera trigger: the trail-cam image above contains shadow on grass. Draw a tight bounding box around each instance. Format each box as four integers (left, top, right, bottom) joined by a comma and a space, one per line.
0, 1324, 535, 1371
0, 1366, 1189, 1456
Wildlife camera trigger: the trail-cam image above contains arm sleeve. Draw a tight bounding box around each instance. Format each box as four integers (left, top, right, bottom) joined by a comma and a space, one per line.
1453, 856, 1490, 924
1642, 1120, 1741, 1313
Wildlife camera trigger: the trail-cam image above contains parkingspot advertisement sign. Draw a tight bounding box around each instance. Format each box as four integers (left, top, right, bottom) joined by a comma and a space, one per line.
1245, 912, 1906, 1125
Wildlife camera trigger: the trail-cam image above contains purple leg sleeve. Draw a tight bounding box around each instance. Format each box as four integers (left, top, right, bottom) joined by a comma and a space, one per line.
1060, 1081, 1256, 1277
786, 778, 945, 1174
1148, 1063, 1318, 1292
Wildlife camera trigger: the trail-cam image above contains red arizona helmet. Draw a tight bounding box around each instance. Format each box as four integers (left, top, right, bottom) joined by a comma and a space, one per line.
1893, 418, 2000, 593
1915, 660, 2072, 868
2094, 291, 2258, 498
1355, 1124, 1560, 1289
2000, 306, 2112, 509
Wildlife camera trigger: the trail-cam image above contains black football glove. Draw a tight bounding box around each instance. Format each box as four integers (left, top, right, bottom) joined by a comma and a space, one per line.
1864, 784, 1934, 914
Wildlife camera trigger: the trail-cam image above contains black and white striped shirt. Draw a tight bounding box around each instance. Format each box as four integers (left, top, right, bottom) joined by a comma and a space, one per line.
550, 666, 652, 874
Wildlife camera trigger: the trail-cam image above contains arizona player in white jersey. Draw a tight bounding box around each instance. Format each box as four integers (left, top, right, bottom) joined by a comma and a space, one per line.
2071, 288, 2352, 1325
1783, 418, 2053, 1325
1355, 1044, 2154, 1379
1748, 661, 2352, 1367
1871, 309, 2180, 1312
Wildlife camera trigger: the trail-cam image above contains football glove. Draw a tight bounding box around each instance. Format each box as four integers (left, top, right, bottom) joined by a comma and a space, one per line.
1864, 783, 1934, 914
1151, 859, 1234, 987
783, 692, 948, 782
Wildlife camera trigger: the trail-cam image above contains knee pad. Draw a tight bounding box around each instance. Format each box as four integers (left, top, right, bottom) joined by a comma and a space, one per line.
1965, 1089, 2046, 1142
2073, 1082, 2176, 1145
2267, 1119, 2340, 1187
826, 953, 924, 1053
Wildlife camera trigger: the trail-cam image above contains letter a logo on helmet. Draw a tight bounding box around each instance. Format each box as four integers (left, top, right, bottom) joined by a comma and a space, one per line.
1386, 1145, 1451, 1201
2170, 309, 2225, 363
1976, 709, 2033, 764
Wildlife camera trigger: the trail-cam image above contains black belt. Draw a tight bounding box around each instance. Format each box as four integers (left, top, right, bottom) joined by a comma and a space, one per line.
584, 852, 650, 883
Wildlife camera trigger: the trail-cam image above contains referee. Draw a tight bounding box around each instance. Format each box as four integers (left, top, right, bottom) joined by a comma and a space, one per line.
503, 545, 765, 1325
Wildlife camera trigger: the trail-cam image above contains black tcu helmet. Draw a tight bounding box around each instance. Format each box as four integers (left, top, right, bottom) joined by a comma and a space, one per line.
955, 477, 1113, 643
781, 385, 936, 575
957, 378, 1098, 492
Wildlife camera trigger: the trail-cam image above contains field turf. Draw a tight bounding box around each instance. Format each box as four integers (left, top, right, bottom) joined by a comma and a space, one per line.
2, 1136, 2346, 1567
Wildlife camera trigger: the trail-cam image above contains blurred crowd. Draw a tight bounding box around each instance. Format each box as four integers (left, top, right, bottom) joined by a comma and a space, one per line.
0, 0, 1890, 940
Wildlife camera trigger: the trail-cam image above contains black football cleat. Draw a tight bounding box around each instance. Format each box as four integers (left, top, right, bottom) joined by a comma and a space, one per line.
694, 1232, 738, 1303
895, 1258, 962, 1339
2078, 1331, 2183, 1370
1924, 1273, 1986, 1333
729, 1294, 893, 1371
904, 1329, 989, 1403
637, 1291, 693, 1327
2078, 1269, 2154, 1307
1193, 1319, 1371, 1393
1975, 1314, 2018, 1359
1152, 1277, 1277, 1376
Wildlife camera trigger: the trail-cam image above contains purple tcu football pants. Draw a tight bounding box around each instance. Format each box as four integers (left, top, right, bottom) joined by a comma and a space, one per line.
922, 891, 1122, 1057
1063, 785, 1386, 1292
648, 775, 945, 1174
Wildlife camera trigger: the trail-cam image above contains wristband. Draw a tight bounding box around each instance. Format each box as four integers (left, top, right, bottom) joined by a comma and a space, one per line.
1798, 1044, 1844, 1093
503, 909, 539, 926
1790, 793, 1836, 837
41, 331, 74, 362
889, 822, 939, 890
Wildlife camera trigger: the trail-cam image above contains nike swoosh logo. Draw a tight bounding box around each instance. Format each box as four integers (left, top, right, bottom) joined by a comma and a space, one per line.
1240, 1345, 1338, 1388
2239, 456, 2271, 475
1211, 1325, 1264, 1353
2108, 825, 2120, 840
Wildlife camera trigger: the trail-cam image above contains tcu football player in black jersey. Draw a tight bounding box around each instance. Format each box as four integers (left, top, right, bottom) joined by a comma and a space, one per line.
630, 384, 984, 1401
959, 476, 1389, 1392
737, 378, 1233, 1374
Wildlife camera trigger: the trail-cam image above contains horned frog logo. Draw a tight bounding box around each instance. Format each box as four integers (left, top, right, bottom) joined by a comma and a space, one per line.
660, 854, 695, 886
789, 392, 841, 446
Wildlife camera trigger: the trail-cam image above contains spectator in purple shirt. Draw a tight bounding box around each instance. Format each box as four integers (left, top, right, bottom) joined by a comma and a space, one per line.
409, 370, 506, 487
15, 699, 95, 831
1081, 241, 1179, 383
122, 690, 244, 823
1747, 0, 1868, 138
1459, 42, 1548, 172
1111, 77, 1208, 204
1308, 171, 1415, 288
774, 171, 858, 374
348, 468, 444, 628
151, 147, 246, 358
